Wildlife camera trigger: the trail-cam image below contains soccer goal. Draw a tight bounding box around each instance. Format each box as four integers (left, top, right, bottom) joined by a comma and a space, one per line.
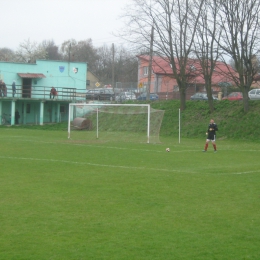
68, 103, 165, 143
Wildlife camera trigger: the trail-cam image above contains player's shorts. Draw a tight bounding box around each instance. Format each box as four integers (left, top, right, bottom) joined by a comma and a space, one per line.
207, 134, 216, 142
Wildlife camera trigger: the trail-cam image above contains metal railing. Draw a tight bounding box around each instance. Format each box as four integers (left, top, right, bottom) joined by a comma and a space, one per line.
0, 85, 85, 100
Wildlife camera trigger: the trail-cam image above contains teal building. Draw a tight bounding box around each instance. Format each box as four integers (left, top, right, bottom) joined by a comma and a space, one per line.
0, 60, 87, 125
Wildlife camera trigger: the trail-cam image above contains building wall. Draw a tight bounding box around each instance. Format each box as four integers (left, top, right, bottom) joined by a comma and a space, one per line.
0, 60, 87, 125
138, 57, 223, 100
138, 58, 157, 93
87, 71, 100, 89
36, 60, 87, 91
0, 60, 87, 97
138, 58, 178, 94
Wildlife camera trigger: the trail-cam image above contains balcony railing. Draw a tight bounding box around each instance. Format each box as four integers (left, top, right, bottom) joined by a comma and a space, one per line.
0, 85, 86, 101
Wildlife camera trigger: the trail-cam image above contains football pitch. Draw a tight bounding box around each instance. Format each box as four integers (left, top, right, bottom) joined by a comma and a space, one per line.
1, 128, 260, 260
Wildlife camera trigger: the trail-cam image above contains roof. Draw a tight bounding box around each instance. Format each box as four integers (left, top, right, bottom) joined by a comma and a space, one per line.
18, 73, 46, 78
138, 55, 172, 74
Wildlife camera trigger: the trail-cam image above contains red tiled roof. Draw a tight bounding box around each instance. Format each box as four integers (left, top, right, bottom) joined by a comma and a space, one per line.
138, 55, 172, 74
18, 73, 46, 78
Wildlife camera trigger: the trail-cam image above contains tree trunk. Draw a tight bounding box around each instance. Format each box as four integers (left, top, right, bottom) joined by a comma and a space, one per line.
205, 80, 214, 113
208, 99, 214, 113
243, 97, 249, 112
179, 87, 186, 111
241, 86, 250, 112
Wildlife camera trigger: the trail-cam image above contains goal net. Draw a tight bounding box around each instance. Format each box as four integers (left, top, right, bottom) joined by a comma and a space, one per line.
68, 103, 165, 143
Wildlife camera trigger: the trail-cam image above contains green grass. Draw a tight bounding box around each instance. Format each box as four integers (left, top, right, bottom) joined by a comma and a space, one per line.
152, 99, 260, 141
1, 128, 260, 259
3, 99, 260, 141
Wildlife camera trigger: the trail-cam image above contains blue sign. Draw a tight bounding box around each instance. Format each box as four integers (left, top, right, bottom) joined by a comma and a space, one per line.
59, 66, 65, 73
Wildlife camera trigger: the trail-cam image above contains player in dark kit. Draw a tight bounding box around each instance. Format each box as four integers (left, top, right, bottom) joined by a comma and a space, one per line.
203, 119, 218, 152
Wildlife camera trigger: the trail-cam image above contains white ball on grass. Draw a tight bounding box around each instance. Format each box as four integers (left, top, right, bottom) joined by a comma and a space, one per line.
166, 148, 170, 152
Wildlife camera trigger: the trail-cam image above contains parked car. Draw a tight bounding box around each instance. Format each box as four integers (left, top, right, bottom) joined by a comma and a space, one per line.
115, 92, 136, 102
190, 93, 218, 100
222, 92, 243, 101
137, 93, 159, 101
248, 89, 260, 100
86, 88, 115, 101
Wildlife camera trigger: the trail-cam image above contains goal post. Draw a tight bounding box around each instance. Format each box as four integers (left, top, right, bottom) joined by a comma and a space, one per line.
68, 103, 164, 143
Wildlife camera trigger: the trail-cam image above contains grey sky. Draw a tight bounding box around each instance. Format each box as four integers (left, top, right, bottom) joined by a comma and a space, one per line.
1, 0, 130, 50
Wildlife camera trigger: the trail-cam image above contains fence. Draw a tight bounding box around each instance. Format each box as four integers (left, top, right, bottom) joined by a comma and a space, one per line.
0, 84, 83, 100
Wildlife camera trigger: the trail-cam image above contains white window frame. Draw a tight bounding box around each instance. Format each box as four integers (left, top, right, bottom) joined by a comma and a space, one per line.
144, 66, 148, 75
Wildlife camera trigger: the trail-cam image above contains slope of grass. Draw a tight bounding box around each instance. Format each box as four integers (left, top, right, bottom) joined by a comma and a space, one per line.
152, 99, 260, 141
1, 99, 260, 142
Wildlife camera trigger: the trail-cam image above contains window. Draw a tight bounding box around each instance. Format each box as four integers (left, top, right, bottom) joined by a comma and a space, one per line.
86, 80, 90, 86
189, 65, 196, 71
87, 90, 97, 94
144, 66, 148, 75
173, 85, 179, 92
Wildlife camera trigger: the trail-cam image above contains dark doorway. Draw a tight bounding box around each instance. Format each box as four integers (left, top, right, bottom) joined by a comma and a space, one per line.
22, 78, 32, 98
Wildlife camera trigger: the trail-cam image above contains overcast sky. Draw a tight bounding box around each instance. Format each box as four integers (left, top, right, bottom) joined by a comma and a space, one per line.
1, 0, 130, 51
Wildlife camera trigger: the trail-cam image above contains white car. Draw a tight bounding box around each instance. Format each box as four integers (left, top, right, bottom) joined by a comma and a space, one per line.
190, 93, 218, 100
248, 89, 260, 100
115, 92, 136, 101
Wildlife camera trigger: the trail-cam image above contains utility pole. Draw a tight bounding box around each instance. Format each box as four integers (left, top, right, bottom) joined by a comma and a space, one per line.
112, 43, 115, 91
147, 24, 154, 100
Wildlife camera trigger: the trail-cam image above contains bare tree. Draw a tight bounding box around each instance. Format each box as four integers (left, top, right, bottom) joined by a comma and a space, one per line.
216, 0, 260, 112
60, 39, 78, 61
73, 39, 99, 70
121, 0, 205, 110
0, 48, 16, 62
95, 44, 113, 83
95, 44, 138, 85
60, 39, 98, 71
16, 39, 47, 63
40, 40, 62, 60
192, 0, 222, 113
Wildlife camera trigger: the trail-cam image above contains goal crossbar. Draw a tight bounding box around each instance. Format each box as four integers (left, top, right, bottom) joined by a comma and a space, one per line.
68, 103, 151, 143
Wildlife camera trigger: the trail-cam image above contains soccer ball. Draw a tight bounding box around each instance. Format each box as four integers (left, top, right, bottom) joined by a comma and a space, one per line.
166, 148, 170, 152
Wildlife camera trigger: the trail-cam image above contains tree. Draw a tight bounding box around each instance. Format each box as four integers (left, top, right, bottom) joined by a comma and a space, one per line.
60, 38, 78, 61
95, 44, 138, 85
40, 40, 61, 60
60, 39, 98, 71
0, 48, 16, 62
192, 0, 222, 113
94, 44, 112, 84
216, 0, 260, 112
121, 0, 205, 110
16, 39, 47, 63
116, 48, 138, 83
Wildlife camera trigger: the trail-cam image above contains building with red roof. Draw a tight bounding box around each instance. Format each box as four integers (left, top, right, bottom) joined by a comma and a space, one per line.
137, 55, 235, 99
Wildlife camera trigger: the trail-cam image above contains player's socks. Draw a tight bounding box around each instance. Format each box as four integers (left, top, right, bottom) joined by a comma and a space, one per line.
204, 143, 208, 151
213, 144, 217, 151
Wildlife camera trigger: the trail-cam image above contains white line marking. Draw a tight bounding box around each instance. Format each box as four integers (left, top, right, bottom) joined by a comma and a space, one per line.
0, 138, 202, 153
232, 170, 260, 175
0, 156, 196, 173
